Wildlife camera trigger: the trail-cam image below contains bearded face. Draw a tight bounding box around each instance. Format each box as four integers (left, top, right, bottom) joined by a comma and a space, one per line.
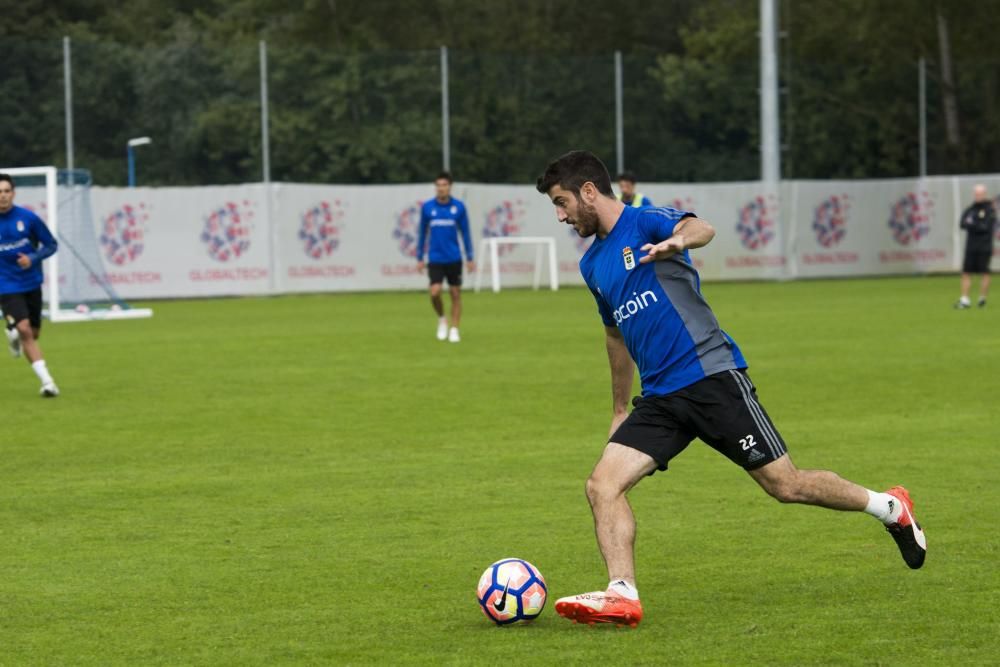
569, 196, 601, 238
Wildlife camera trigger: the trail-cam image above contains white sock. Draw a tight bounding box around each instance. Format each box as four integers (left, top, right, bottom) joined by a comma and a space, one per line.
608, 579, 639, 600
438, 316, 447, 323
864, 490, 902, 524
959, 296, 971, 306
31, 359, 54, 385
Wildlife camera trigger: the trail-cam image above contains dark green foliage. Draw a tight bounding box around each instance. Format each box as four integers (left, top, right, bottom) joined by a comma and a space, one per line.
1, 0, 999, 183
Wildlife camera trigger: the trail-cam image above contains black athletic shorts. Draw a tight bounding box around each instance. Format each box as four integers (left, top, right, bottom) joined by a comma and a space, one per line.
1, 288, 43, 330
963, 249, 992, 274
610, 369, 788, 472
428, 261, 463, 286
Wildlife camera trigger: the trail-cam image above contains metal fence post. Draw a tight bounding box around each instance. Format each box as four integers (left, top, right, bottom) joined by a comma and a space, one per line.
63, 36, 74, 173
760, 0, 780, 183
260, 40, 271, 184
615, 50, 624, 175
918, 57, 927, 177
441, 45, 451, 172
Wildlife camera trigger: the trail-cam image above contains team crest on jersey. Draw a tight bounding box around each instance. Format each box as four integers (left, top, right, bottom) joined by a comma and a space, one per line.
622, 246, 636, 270
451, 206, 457, 214
16, 220, 24, 232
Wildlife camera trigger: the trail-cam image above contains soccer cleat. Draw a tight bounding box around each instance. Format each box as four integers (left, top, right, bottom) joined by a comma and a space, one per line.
40, 382, 59, 398
978, 297, 987, 308
555, 590, 643, 627
885, 486, 926, 569
6, 327, 21, 358
448, 327, 460, 343
954, 300, 970, 310
436, 319, 448, 341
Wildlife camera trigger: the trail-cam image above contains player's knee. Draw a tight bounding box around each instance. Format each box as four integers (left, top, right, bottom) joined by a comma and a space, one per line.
585, 473, 623, 506
765, 473, 807, 504
584, 476, 605, 506
429, 285, 443, 298
15, 322, 33, 340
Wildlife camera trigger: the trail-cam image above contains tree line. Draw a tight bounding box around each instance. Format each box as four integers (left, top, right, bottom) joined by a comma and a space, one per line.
2, 0, 998, 186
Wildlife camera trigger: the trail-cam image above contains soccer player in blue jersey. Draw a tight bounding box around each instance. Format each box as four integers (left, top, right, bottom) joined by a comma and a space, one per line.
0, 174, 60, 397
536, 151, 926, 628
416, 171, 475, 342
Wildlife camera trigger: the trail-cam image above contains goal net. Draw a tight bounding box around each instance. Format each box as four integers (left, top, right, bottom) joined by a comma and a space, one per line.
2, 166, 152, 322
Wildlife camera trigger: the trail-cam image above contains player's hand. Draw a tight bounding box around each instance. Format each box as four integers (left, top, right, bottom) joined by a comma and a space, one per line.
16, 254, 32, 269
466, 260, 476, 274
417, 261, 426, 273
639, 236, 685, 263
608, 411, 629, 439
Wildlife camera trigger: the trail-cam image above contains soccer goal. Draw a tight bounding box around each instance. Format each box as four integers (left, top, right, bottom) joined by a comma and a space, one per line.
3, 166, 152, 322
473, 236, 559, 293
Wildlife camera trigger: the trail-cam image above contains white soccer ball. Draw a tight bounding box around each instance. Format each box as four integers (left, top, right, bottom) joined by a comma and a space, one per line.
476, 558, 547, 625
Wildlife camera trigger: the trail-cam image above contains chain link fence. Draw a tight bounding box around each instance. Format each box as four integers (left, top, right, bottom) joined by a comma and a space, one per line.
2, 36, 995, 186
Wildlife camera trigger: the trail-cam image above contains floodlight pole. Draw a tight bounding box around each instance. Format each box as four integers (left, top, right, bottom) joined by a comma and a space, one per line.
614, 50, 624, 175
440, 45, 451, 171
63, 36, 74, 174
127, 136, 152, 187
918, 57, 927, 177
260, 40, 271, 184
760, 0, 780, 184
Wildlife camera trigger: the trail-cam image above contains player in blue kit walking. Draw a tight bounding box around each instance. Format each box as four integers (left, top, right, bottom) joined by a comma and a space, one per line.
416, 171, 475, 343
0, 174, 60, 397
535, 151, 926, 627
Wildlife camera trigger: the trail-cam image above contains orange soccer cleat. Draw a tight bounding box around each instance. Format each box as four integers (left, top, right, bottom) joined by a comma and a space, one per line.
555, 590, 643, 628
885, 486, 927, 569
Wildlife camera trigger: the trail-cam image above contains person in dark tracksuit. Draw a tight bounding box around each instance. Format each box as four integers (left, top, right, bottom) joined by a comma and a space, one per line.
956, 184, 997, 309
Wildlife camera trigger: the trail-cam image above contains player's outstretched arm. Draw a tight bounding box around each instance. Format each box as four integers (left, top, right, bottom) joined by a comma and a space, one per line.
28, 214, 59, 264
638, 217, 714, 263
605, 325, 634, 437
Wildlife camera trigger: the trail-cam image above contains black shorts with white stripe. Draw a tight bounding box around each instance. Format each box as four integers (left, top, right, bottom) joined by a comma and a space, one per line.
610, 369, 788, 472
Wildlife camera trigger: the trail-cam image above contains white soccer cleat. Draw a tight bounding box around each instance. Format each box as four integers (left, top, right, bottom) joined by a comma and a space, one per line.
448, 327, 460, 343
436, 319, 448, 341
40, 382, 59, 398
6, 327, 21, 358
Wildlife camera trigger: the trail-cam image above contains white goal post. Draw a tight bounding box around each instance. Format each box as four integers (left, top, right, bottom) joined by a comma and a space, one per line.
474, 236, 559, 293
2, 166, 152, 322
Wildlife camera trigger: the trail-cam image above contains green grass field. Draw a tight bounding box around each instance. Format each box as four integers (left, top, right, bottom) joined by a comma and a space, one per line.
1, 276, 997, 665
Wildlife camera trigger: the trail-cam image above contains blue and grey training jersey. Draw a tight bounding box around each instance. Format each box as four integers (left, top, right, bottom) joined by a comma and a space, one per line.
417, 197, 473, 264
580, 205, 747, 396
0, 205, 58, 294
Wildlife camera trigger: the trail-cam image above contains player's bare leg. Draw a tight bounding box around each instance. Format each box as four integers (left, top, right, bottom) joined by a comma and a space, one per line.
586, 443, 657, 582
16, 320, 42, 363
429, 283, 445, 317
556, 443, 654, 626
957, 273, 973, 308
430, 283, 448, 340
449, 285, 462, 328
447, 285, 462, 342
979, 273, 990, 306
14, 319, 58, 397
749, 454, 925, 568
748, 454, 867, 510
